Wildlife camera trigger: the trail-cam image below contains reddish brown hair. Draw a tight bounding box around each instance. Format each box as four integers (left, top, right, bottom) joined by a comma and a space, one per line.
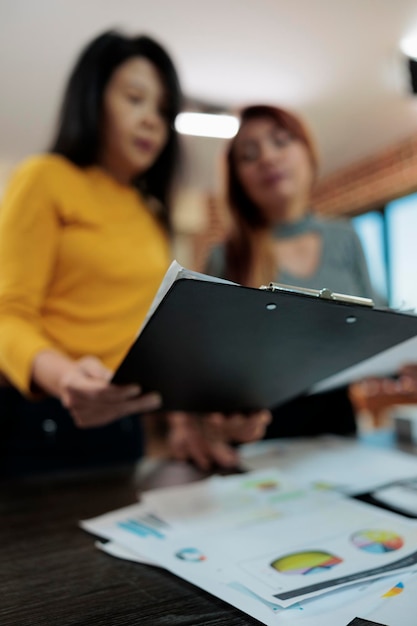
224, 105, 319, 286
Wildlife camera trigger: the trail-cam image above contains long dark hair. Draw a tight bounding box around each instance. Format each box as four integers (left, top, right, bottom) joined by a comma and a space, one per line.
225, 104, 319, 286
49, 30, 183, 229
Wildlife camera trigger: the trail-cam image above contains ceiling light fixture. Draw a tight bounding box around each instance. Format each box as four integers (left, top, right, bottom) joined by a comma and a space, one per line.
175, 112, 239, 139
400, 34, 417, 94
400, 34, 417, 60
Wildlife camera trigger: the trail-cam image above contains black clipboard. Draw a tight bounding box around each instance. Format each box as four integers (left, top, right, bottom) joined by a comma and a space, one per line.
112, 265, 417, 412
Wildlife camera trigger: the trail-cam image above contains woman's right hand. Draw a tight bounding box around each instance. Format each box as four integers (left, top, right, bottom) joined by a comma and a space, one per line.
399, 364, 417, 390
59, 356, 162, 427
166, 409, 271, 470
32, 351, 162, 428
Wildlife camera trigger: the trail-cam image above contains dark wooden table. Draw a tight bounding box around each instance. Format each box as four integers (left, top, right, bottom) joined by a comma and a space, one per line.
3, 436, 416, 626
0, 460, 261, 626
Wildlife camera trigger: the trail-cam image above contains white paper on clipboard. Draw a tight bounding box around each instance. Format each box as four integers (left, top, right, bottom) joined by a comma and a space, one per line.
313, 335, 417, 393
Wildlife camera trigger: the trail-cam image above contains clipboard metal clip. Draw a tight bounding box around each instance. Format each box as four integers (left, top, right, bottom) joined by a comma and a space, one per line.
260, 282, 374, 307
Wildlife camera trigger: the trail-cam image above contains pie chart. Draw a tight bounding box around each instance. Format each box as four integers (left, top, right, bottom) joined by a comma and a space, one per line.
351, 529, 404, 553
243, 478, 279, 491
175, 547, 206, 562
270, 550, 343, 575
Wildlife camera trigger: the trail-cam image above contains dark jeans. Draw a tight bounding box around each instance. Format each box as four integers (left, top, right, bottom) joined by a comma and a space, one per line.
0, 387, 143, 477
266, 387, 356, 439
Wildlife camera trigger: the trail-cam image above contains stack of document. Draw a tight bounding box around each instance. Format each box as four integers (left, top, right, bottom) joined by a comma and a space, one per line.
81, 452, 417, 626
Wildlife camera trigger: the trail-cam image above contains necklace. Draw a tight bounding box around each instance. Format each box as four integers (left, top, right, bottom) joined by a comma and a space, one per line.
273, 213, 321, 239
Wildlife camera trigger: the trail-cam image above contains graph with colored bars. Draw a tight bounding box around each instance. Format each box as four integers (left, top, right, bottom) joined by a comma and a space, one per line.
117, 513, 169, 539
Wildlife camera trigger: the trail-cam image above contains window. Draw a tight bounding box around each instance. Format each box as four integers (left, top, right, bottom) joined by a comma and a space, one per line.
352, 211, 388, 305
386, 192, 417, 310
352, 194, 417, 310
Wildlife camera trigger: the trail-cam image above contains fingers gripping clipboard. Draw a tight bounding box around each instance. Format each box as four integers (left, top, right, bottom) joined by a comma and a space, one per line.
112, 262, 417, 413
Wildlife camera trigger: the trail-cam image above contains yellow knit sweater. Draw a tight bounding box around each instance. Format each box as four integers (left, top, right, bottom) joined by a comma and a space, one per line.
0, 154, 170, 393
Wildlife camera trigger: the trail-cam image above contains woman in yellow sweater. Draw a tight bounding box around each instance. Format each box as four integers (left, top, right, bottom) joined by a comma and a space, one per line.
0, 31, 270, 475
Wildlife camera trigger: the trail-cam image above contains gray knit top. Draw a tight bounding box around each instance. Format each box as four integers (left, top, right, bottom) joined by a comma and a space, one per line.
205, 214, 376, 301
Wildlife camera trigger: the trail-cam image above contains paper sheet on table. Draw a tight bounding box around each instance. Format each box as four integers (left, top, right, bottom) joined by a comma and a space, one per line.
240, 436, 417, 495
272, 570, 417, 625
95, 539, 159, 566
363, 569, 417, 626
139, 468, 342, 532
95, 538, 417, 626
81, 469, 417, 613
313, 334, 417, 393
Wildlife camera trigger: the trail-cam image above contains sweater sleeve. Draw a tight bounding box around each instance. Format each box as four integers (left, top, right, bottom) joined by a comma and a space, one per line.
0, 157, 61, 393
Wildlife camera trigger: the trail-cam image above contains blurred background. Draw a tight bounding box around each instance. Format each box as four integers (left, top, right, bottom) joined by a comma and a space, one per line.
2, 0, 417, 310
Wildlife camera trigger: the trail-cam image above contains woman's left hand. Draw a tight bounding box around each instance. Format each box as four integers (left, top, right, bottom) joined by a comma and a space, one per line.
166, 410, 272, 470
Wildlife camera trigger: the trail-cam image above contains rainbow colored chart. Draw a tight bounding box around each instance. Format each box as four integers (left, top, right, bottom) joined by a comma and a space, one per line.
271, 550, 343, 575
382, 581, 404, 597
351, 529, 404, 553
